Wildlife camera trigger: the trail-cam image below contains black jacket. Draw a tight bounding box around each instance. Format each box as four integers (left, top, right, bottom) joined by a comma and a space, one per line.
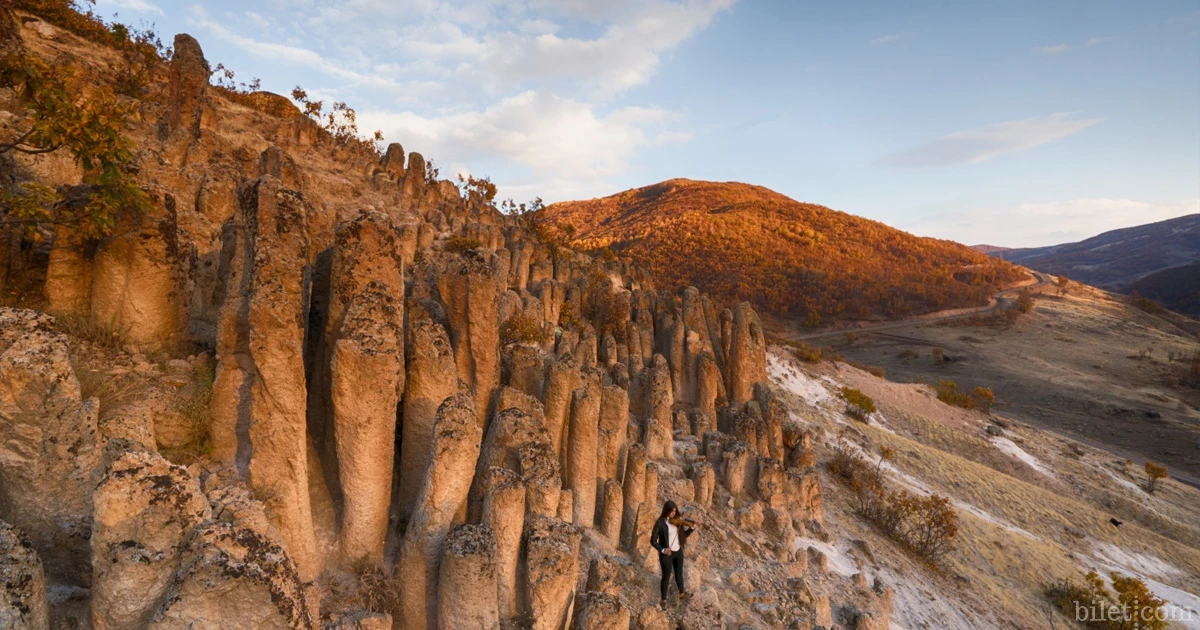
650, 517, 695, 554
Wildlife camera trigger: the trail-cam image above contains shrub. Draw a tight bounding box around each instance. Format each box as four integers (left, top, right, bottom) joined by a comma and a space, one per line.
580, 271, 630, 338
826, 444, 958, 561
935, 380, 974, 409
50, 312, 128, 351
75, 365, 144, 421
784, 340, 822, 364
847, 361, 886, 379
845, 332, 857, 344
456, 174, 497, 205
840, 387, 876, 422
500, 315, 541, 346
1014, 290, 1035, 313
443, 236, 482, 254
1046, 570, 1167, 630
931, 347, 945, 363
971, 386, 994, 412
1128, 291, 1165, 315
1144, 461, 1168, 493
290, 86, 384, 154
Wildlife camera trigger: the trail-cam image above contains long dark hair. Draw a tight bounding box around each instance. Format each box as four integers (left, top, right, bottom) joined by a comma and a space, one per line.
659, 500, 678, 521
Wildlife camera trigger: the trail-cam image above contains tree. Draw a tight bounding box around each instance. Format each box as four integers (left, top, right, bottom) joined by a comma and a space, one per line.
290, 86, 384, 153
1144, 461, 1168, 493
0, 52, 150, 238
456, 174, 497, 204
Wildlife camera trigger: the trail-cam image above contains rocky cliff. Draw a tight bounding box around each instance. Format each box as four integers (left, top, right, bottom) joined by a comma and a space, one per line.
0, 9, 891, 629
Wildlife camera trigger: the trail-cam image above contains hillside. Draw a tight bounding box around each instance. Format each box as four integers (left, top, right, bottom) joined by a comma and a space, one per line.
543, 179, 1028, 324
1126, 262, 1200, 317
992, 214, 1200, 290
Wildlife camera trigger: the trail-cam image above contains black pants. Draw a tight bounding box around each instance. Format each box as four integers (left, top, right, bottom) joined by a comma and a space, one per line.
658, 550, 685, 600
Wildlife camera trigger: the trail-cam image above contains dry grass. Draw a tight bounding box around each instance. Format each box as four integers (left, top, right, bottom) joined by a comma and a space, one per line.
772, 350, 1200, 630
74, 363, 144, 420
50, 312, 129, 352
161, 360, 215, 463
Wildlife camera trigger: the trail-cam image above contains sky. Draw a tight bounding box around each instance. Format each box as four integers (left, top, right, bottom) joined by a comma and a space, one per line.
92, 0, 1200, 247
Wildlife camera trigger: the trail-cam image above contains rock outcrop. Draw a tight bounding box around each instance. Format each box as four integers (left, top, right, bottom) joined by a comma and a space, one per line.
0, 21, 858, 630
90, 450, 212, 630
0, 520, 49, 630
0, 309, 101, 584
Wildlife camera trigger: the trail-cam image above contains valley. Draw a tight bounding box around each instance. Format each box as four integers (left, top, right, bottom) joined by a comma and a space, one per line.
810, 280, 1200, 486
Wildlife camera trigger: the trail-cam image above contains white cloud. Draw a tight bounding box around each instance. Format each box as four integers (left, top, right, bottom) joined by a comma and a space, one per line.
909, 198, 1200, 247
881, 113, 1101, 168
1085, 36, 1111, 46
1034, 43, 1071, 53
185, 0, 728, 195
96, 0, 164, 15
870, 33, 902, 45
358, 91, 686, 196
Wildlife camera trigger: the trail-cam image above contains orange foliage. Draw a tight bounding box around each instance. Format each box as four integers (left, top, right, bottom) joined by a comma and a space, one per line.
542, 179, 1027, 322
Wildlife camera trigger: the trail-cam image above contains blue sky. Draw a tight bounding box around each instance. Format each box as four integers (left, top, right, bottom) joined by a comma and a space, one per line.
94, 0, 1200, 247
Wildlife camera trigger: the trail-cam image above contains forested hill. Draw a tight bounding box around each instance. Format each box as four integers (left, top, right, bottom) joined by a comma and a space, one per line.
543, 179, 1028, 324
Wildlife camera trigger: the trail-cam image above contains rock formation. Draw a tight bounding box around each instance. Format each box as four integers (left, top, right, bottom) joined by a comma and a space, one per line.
397, 391, 482, 630
0, 17, 865, 630
0, 520, 49, 630
0, 309, 100, 584
90, 450, 212, 630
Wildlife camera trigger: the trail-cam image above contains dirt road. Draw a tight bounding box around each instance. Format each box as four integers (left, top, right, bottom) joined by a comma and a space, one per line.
785, 271, 1052, 342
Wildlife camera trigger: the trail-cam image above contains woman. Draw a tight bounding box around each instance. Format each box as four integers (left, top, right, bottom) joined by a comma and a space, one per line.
649, 500, 695, 605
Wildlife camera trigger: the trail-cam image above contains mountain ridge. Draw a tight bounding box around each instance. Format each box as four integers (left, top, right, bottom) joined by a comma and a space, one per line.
543, 178, 1028, 324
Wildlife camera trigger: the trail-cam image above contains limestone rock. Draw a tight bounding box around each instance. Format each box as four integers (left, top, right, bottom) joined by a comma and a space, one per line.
523, 516, 581, 630
727, 303, 766, 404
479, 468, 525, 621
331, 284, 404, 564
567, 384, 600, 527
436, 250, 501, 427
0, 520, 49, 630
0, 309, 101, 583
438, 524, 499, 630
576, 592, 629, 630
90, 195, 190, 352
165, 33, 209, 137
398, 308, 457, 520
148, 523, 316, 629
90, 450, 212, 630
397, 391, 482, 630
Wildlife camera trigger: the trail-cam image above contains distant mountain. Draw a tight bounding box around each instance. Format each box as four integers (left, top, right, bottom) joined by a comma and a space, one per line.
971, 244, 1012, 255
1125, 262, 1200, 317
992, 214, 1200, 290
542, 179, 1027, 322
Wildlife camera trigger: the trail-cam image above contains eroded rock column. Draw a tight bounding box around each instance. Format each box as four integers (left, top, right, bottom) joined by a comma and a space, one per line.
398, 392, 482, 630
239, 178, 320, 580
727, 302, 767, 403
398, 308, 457, 520
480, 468, 525, 622
331, 286, 404, 563
438, 525, 499, 630
567, 384, 600, 527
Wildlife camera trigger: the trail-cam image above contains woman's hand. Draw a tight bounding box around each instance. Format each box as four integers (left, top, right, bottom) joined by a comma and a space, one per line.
663, 548, 672, 556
